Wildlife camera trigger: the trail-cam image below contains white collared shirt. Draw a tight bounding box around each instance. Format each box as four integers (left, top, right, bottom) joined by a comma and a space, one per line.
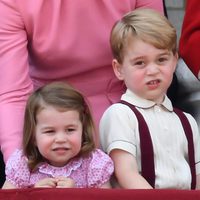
100, 89, 200, 189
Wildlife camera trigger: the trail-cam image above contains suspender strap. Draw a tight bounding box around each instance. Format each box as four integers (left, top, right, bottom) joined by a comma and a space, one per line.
173, 108, 196, 189
120, 101, 196, 189
120, 100, 155, 187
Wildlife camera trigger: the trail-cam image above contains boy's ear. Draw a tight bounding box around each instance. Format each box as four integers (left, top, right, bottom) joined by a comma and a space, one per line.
112, 59, 124, 80
174, 52, 179, 61
173, 52, 179, 72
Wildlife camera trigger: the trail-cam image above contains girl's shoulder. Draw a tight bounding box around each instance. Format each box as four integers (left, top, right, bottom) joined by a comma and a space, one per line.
5, 149, 30, 188
83, 149, 114, 187
89, 149, 113, 162
6, 149, 28, 166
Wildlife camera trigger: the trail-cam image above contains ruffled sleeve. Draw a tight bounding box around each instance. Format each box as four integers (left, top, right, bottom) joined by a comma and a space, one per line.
5, 149, 31, 188
87, 149, 114, 187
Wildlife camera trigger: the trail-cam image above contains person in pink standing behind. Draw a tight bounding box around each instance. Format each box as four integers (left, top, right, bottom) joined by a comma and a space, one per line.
0, 0, 164, 166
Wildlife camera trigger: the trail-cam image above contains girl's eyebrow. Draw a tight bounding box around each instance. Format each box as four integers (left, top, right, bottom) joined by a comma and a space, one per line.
40, 126, 54, 131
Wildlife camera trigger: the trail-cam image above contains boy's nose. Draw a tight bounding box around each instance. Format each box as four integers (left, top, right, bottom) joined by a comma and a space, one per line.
146, 63, 159, 74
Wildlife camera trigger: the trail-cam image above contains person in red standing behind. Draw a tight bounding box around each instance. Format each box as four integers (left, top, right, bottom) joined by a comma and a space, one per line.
179, 0, 200, 79
177, 0, 200, 131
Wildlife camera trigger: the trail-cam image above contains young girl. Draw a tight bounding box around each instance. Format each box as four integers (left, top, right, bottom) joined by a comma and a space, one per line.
2, 82, 113, 189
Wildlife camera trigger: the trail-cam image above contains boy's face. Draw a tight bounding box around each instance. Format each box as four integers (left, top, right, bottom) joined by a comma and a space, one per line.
112, 37, 178, 104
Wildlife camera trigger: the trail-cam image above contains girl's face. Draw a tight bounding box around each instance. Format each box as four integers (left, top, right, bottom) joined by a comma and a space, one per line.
113, 38, 178, 104
35, 105, 82, 167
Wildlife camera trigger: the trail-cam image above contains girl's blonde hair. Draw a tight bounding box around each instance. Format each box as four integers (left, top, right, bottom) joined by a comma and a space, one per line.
23, 82, 95, 171
110, 8, 177, 63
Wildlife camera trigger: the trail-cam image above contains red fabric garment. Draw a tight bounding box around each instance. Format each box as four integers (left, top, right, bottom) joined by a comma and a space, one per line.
179, 0, 200, 78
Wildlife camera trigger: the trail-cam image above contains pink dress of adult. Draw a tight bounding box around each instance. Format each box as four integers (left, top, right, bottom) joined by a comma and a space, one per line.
0, 0, 164, 162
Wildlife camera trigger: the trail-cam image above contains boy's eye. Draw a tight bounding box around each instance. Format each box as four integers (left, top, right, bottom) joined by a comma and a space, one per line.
133, 60, 145, 69
158, 57, 168, 63
135, 61, 145, 65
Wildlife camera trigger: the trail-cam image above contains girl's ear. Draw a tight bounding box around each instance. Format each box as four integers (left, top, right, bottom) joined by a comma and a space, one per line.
112, 59, 124, 80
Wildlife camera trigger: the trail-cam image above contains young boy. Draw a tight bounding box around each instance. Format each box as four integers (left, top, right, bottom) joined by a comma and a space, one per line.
100, 9, 200, 189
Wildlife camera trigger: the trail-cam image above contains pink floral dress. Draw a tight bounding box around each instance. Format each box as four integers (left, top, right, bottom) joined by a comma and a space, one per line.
5, 149, 113, 188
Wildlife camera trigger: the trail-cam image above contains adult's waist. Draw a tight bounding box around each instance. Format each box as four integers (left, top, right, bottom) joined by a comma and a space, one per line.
32, 66, 124, 97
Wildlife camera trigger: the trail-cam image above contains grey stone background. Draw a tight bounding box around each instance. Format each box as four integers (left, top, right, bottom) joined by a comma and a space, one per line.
165, 0, 186, 47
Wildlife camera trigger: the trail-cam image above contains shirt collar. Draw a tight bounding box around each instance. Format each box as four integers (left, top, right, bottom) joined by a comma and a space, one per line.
121, 89, 173, 112
37, 157, 83, 177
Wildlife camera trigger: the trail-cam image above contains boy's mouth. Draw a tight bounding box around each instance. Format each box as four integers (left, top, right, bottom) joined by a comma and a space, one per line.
146, 79, 161, 90
147, 79, 160, 85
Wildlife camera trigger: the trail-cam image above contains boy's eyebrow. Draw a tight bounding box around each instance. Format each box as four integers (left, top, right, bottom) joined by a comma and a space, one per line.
130, 55, 145, 60
129, 56, 146, 63
129, 50, 171, 61
158, 51, 171, 56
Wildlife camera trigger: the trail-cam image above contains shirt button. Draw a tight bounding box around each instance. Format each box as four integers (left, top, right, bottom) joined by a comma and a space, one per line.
164, 126, 168, 131
155, 105, 161, 112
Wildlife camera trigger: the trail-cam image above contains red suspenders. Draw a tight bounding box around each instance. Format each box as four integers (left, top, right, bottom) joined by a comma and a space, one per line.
120, 100, 196, 189
173, 108, 196, 189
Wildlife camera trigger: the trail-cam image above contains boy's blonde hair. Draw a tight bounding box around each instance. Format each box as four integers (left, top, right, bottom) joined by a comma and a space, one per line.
110, 8, 177, 63
23, 82, 95, 171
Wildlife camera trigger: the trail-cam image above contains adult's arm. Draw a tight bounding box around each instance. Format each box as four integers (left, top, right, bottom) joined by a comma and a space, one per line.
0, 0, 33, 162
179, 0, 200, 79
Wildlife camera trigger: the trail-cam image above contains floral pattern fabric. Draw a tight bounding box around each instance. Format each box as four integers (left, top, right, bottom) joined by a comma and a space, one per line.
5, 149, 113, 188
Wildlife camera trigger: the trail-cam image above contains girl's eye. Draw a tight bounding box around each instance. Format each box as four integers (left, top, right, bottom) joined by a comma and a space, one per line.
67, 128, 75, 132
66, 128, 76, 134
43, 130, 54, 134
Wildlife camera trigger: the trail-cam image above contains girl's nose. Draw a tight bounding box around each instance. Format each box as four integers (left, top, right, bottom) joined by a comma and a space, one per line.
55, 132, 67, 142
